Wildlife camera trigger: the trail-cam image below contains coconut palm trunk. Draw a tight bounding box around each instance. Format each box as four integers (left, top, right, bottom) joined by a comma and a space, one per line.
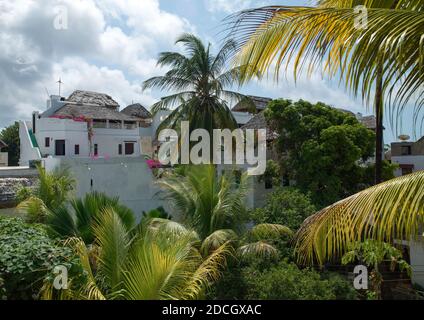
374, 64, 384, 184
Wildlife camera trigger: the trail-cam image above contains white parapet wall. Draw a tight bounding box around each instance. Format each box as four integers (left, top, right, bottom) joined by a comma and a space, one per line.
19, 121, 41, 166
409, 236, 424, 288
44, 156, 171, 220
0, 153, 7, 167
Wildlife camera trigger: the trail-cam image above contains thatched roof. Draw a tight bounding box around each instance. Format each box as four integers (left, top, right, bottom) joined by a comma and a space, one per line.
241, 112, 278, 140
121, 103, 152, 119
359, 115, 377, 130
51, 90, 140, 121
53, 104, 139, 121
232, 95, 272, 112
67, 90, 119, 109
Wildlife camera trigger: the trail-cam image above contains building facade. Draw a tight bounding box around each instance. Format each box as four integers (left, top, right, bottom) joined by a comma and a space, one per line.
390, 137, 424, 176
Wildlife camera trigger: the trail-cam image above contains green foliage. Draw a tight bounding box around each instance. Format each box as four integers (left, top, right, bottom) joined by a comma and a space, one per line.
265, 99, 378, 206
257, 160, 281, 187
158, 165, 249, 240
47, 192, 136, 244
45, 211, 231, 300
342, 240, 411, 274
158, 165, 292, 260
363, 160, 397, 185
210, 259, 357, 300
0, 122, 19, 166
17, 165, 76, 223
143, 34, 246, 137
142, 206, 172, 221
342, 240, 411, 299
251, 188, 316, 231
0, 217, 83, 300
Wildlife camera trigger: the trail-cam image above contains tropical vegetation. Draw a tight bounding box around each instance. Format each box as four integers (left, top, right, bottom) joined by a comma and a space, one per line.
228, 0, 424, 183
0, 122, 20, 166
142, 34, 249, 136
264, 99, 395, 206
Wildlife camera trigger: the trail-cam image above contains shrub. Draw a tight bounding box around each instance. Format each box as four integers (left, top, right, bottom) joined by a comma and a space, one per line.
210, 259, 357, 300
251, 188, 316, 231
0, 217, 83, 300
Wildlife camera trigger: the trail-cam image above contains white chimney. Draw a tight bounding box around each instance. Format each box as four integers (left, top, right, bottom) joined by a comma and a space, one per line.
41, 95, 66, 118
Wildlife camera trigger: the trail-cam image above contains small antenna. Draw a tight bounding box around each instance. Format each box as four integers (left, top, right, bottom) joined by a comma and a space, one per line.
56, 77, 64, 96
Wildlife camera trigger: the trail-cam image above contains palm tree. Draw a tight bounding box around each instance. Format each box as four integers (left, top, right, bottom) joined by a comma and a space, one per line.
142, 33, 250, 136
157, 165, 292, 258
42, 208, 230, 300
47, 192, 135, 244
294, 171, 424, 266
227, 0, 424, 184
17, 165, 75, 223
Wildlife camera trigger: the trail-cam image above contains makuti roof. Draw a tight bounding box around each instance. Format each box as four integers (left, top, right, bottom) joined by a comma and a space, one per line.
52, 90, 139, 121
121, 103, 152, 119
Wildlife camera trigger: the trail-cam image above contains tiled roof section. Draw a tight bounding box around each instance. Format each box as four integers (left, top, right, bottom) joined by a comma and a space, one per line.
240, 112, 278, 140
121, 103, 152, 119
67, 90, 120, 109
53, 104, 139, 121
232, 95, 272, 112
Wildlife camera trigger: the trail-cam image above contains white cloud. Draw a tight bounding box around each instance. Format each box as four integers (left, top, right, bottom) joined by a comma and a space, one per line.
204, 0, 271, 14
52, 57, 156, 109
0, 0, 195, 128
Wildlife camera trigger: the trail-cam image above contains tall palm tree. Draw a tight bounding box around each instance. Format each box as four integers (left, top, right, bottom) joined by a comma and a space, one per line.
157, 165, 292, 258
42, 208, 230, 300
228, 0, 424, 184
143, 33, 250, 136
294, 171, 424, 266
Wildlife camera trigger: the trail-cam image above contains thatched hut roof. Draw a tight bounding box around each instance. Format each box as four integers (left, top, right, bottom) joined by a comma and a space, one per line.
241, 112, 278, 140
53, 104, 139, 121
50, 90, 139, 121
359, 115, 377, 130
67, 90, 119, 109
121, 103, 152, 119
232, 95, 272, 112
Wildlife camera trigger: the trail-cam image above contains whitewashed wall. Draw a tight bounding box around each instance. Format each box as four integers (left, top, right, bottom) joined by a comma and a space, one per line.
392, 155, 424, 176
44, 156, 171, 220
34, 118, 141, 159
19, 121, 41, 166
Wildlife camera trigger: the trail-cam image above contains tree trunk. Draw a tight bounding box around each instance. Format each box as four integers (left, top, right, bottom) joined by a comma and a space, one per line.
374, 65, 384, 185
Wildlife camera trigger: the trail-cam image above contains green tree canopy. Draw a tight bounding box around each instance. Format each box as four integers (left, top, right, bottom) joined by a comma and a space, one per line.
0, 122, 20, 166
250, 188, 316, 231
265, 99, 378, 206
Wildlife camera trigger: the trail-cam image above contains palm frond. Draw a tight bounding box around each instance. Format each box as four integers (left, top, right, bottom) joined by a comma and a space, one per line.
200, 229, 238, 256
228, 4, 424, 131
238, 241, 279, 260
249, 223, 293, 241
294, 171, 424, 265
93, 208, 131, 292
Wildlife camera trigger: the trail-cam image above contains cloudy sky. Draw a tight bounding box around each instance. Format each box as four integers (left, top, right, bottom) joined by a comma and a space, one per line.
0, 0, 416, 142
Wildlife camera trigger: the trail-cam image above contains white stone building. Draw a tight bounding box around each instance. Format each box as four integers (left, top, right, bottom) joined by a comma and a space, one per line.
19, 90, 170, 215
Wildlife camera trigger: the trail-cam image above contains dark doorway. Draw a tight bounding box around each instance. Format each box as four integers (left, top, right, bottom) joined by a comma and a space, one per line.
125, 142, 134, 155
55, 140, 65, 156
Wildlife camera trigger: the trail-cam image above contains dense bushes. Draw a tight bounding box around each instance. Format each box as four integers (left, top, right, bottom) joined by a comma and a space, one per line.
0, 217, 82, 300
210, 259, 357, 300
251, 188, 316, 231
